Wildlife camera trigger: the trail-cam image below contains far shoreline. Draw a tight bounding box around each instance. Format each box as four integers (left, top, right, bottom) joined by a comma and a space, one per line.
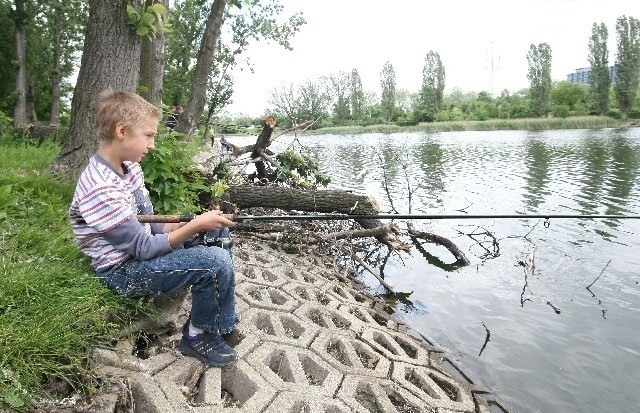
299, 116, 635, 136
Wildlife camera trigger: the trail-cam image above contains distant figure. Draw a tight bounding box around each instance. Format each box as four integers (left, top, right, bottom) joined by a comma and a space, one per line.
220, 135, 232, 153
165, 105, 178, 130
165, 105, 183, 130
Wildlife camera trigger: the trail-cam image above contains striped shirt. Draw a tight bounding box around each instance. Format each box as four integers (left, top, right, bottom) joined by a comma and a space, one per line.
69, 155, 172, 270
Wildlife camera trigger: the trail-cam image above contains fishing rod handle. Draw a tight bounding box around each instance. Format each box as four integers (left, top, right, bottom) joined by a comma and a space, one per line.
137, 214, 236, 223
137, 214, 196, 223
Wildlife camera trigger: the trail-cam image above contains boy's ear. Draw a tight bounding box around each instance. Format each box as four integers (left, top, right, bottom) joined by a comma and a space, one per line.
115, 122, 127, 139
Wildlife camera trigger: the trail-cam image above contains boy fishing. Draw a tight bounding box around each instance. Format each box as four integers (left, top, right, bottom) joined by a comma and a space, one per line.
69, 90, 238, 367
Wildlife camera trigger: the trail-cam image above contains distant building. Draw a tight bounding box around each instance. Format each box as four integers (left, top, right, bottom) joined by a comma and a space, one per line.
566, 66, 618, 85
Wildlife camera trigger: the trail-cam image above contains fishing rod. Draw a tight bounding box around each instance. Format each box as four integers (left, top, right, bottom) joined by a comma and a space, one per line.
137, 213, 640, 224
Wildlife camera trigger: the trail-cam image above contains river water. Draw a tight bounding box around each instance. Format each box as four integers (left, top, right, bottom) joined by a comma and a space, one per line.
268, 127, 640, 413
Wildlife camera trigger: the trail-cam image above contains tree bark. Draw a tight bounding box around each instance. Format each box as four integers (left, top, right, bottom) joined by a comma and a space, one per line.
175, 0, 226, 136
138, 0, 166, 105
13, 0, 28, 127
51, 0, 145, 180
49, 5, 62, 125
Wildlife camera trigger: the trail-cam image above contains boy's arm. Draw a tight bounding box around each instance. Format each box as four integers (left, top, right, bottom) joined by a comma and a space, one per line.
101, 217, 173, 261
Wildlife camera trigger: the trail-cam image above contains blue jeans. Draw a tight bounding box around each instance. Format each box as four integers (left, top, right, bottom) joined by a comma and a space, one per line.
97, 229, 236, 335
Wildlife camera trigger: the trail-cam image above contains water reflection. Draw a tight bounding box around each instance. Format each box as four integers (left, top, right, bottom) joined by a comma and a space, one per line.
414, 138, 446, 210
603, 134, 639, 224
521, 136, 552, 211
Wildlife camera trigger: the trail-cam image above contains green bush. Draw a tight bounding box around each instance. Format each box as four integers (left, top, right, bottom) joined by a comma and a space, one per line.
552, 104, 570, 118
266, 149, 331, 189
606, 108, 621, 119
140, 132, 210, 214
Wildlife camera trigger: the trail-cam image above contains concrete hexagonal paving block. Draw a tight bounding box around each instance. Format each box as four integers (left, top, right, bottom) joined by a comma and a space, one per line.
338, 375, 438, 413
310, 329, 391, 378
246, 342, 343, 396
282, 281, 342, 310
235, 263, 289, 287
243, 306, 321, 347
280, 265, 332, 288
293, 302, 355, 331
187, 360, 276, 412
323, 281, 376, 307
236, 280, 300, 312
359, 327, 432, 365
391, 361, 475, 411
338, 302, 402, 332
264, 391, 352, 413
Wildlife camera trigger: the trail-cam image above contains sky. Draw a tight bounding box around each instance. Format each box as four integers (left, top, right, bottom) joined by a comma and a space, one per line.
223, 0, 637, 116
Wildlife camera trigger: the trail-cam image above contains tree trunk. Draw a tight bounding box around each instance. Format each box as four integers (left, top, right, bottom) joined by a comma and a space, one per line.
175, 0, 226, 136
49, 6, 62, 125
250, 117, 276, 179
26, 79, 36, 123
138, 0, 165, 105
13, 0, 28, 127
51, 0, 145, 180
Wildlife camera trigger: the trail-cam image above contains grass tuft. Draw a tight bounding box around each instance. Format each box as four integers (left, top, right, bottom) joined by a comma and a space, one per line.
0, 135, 144, 410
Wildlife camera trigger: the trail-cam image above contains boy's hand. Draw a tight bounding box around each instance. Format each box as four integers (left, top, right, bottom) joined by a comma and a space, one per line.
166, 210, 234, 249
192, 210, 236, 232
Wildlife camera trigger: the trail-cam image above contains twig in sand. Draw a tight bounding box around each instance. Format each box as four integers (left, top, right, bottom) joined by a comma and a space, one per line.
183, 364, 207, 398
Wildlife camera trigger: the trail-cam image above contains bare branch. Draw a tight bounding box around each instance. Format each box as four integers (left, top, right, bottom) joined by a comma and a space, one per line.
408, 223, 469, 266
587, 259, 611, 290
348, 250, 396, 294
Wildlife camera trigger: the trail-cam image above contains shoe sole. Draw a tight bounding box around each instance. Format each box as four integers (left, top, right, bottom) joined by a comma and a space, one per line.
179, 342, 238, 367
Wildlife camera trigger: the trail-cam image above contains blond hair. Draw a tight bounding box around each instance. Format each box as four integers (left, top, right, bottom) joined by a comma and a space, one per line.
96, 90, 163, 142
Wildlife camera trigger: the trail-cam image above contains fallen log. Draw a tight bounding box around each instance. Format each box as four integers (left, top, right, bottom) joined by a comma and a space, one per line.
223, 185, 411, 251
13, 124, 68, 144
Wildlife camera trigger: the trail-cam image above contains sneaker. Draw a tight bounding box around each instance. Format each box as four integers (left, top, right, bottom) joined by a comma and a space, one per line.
179, 331, 238, 367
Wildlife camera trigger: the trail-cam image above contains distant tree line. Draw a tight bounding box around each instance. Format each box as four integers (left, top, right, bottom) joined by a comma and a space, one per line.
268, 15, 640, 128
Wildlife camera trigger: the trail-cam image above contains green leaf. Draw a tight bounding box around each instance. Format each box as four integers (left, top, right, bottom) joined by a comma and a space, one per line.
148, 3, 166, 14
136, 26, 149, 37
139, 12, 156, 26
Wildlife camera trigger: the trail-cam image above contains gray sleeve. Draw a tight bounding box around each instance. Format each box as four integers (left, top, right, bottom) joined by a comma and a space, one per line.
149, 223, 165, 234
102, 216, 173, 260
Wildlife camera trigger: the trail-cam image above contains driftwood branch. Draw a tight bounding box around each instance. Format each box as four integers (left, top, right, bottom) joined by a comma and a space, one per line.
348, 250, 396, 294
407, 224, 469, 266
230, 119, 315, 156
267, 119, 316, 145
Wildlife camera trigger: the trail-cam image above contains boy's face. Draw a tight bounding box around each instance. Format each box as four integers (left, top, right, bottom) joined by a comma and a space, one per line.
117, 117, 158, 162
